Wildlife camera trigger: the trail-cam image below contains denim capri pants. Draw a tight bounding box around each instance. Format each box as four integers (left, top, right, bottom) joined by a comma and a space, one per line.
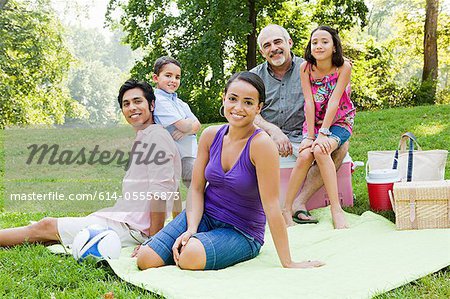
323, 125, 351, 147
142, 210, 262, 270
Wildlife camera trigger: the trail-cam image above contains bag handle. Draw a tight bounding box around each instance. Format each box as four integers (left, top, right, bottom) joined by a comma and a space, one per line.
398, 132, 422, 151
407, 142, 413, 182
392, 132, 421, 181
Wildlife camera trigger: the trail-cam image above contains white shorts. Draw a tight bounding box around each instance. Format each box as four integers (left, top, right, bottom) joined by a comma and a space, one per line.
57, 215, 147, 248
279, 142, 301, 169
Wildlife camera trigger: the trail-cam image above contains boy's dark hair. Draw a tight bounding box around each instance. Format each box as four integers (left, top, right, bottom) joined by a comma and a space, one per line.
224, 72, 266, 104
117, 79, 155, 109
153, 56, 182, 75
304, 26, 344, 67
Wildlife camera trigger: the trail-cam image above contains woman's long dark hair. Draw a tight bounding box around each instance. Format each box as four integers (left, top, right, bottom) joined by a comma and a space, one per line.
224, 72, 266, 104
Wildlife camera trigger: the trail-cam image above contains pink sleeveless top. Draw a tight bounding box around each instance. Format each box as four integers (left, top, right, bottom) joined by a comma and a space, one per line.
302, 63, 355, 135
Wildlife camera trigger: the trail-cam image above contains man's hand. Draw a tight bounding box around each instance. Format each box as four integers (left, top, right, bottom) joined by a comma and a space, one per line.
254, 114, 292, 157
271, 131, 293, 157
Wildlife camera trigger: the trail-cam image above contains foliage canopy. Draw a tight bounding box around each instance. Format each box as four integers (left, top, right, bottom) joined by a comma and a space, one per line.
64, 27, 135, 125
0, 0, 88, 128
107, 0, 367, 122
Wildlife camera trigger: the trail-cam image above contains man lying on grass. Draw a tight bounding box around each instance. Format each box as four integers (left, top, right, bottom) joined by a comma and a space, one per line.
0, 79, 181, 248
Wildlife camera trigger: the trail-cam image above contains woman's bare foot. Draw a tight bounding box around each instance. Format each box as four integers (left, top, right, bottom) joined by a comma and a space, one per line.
282, 209, 296, 227
331, 207, 348, 229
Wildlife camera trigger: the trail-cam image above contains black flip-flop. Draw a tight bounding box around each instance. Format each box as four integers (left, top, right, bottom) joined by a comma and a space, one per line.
292, 210, 319, 224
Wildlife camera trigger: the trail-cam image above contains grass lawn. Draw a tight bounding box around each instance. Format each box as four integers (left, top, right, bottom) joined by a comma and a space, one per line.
1, 105, 449, 298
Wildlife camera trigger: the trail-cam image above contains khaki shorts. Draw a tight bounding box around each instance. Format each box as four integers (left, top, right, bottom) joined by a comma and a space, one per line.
57, 215, 147, 248
181, 157, 195, 188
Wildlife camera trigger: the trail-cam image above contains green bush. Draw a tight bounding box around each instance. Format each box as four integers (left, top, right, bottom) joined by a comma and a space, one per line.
414, 79, 437, 105
436, 87, 450, 104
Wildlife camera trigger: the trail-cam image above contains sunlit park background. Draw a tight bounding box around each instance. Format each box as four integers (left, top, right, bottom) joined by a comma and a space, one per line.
1, 0, 449, 298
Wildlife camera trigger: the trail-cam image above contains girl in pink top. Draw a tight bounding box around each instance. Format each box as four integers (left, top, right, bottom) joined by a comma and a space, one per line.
283, 26, 355, 229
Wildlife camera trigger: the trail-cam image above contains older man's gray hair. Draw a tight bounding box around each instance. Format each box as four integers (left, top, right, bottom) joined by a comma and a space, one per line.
257, 24, 292, 50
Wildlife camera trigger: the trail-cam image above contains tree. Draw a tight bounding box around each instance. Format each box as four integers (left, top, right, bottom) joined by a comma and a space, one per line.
63, 26, 136, 124
345, 0, 450, 108
67, 61, 123, 125
107, 0, 367, 122
246, 0, 257, 70
312, 0, 368, 30
0, 0, 88, 128
422, 0, 439, 101
0, 0, 8, 10
365, 0, 399, 40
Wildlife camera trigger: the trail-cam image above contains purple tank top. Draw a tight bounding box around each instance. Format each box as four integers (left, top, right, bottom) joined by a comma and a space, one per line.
204, 125, 266, 245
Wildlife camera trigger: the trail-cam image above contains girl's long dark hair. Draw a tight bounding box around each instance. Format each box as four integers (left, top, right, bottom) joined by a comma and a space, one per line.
304, 26, 344, 67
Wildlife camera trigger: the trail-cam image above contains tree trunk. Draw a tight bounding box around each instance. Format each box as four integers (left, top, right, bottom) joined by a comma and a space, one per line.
246, 0, 257, 70
422, 0, 439, 100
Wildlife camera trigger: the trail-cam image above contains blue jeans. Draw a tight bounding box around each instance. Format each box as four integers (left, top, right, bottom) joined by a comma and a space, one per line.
142, 210, 262, 270
325, 125, 351, 147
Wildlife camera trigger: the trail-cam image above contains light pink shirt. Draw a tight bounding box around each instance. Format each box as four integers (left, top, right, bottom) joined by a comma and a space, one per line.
94, 124, 181, 236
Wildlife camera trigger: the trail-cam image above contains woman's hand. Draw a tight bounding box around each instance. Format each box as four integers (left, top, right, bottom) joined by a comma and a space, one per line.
284, 260, 325, 268
298, 138, 314, 153
311, 135, 332, 154
172, 230, 195, 265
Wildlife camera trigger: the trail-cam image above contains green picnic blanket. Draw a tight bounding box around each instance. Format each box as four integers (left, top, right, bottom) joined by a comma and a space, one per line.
49, 207, 450, 299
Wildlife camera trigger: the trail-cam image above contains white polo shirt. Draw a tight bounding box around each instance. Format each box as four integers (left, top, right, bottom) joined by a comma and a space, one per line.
153, 88, 198, 159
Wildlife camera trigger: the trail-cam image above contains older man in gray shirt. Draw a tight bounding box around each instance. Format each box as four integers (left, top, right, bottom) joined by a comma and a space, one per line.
251, 24, 348, 224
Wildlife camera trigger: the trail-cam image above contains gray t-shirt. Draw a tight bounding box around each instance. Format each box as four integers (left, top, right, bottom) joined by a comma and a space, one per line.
250, 54, 305, 143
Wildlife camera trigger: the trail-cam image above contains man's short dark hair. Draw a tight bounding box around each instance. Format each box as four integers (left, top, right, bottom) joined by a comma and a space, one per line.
117, 79, 155, 109
153, 56, 181, 75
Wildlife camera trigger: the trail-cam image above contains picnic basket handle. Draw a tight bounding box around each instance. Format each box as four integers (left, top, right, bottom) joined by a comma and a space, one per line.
388, 190, 395, 210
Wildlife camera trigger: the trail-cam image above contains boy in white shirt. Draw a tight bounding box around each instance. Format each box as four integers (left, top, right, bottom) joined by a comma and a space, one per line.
152, 57, 201, 214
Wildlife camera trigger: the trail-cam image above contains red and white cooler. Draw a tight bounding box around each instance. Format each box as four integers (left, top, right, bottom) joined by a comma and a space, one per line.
366, 168, 400, 211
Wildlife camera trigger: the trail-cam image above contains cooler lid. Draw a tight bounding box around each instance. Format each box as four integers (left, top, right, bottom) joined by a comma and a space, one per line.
366, 169, 400, 183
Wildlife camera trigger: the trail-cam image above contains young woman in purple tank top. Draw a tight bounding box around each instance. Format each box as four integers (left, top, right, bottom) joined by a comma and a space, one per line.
136, 72, 324, 270
283, 26, 355, 229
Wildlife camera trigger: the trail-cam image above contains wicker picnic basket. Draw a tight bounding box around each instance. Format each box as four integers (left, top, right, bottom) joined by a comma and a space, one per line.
390, 180, 450, 230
